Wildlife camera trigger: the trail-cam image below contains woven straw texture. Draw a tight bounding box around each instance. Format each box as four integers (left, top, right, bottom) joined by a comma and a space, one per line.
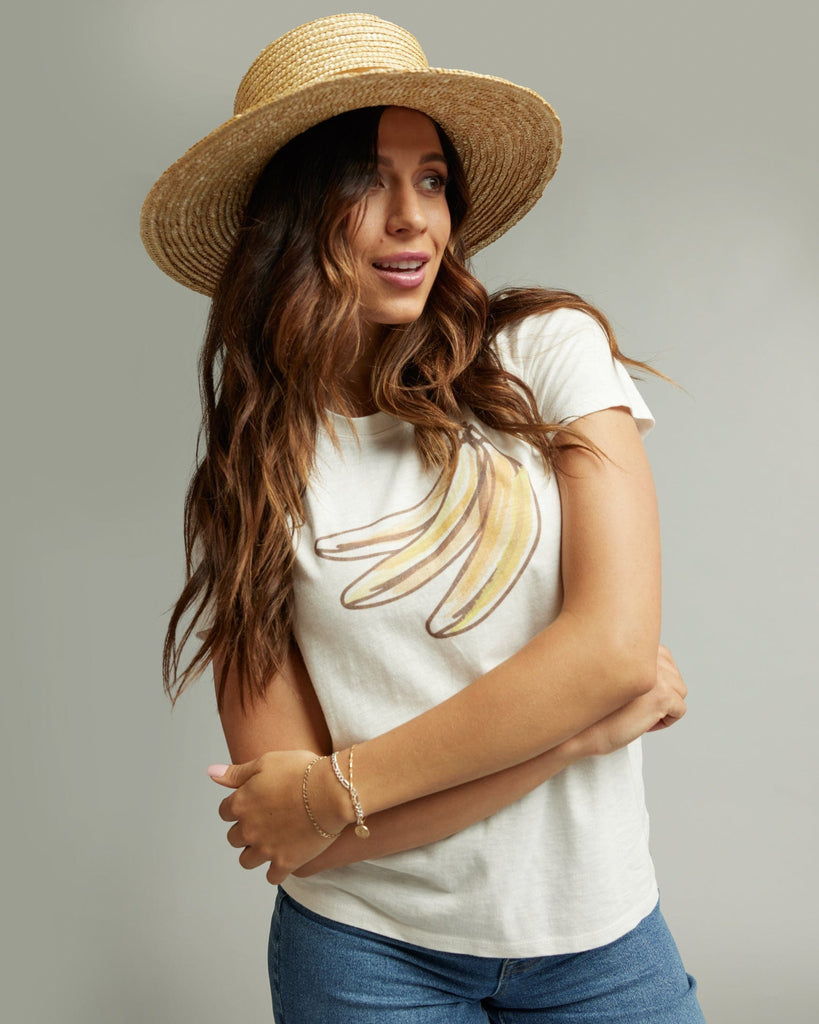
140, 13, 562, 296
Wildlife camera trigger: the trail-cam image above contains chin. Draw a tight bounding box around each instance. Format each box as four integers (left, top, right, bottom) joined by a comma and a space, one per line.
368, 302, 429, 328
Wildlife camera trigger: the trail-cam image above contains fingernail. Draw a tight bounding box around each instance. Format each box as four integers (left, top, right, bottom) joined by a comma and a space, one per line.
207, 764, 229, 779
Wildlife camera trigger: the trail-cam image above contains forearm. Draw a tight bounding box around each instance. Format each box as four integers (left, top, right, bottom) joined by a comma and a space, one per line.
299, 644, 688, 875
312, 410, 662, 833
215, 410, 664, 883
296, 742, 574, 875
215, 640, 686, 884
313, 612, 655, 832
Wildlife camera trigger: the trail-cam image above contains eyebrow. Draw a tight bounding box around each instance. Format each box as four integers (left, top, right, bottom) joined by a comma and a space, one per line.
377, 151, 447, 167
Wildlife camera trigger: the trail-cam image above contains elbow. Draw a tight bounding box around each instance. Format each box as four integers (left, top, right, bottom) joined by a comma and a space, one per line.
584, 622, 657, 701
606, 638, 657, 700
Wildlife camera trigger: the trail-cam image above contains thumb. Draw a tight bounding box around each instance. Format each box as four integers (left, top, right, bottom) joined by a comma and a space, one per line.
207, 760, 258, 788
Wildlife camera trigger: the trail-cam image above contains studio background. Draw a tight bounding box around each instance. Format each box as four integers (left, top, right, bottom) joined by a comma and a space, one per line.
3, 1, 817, 1021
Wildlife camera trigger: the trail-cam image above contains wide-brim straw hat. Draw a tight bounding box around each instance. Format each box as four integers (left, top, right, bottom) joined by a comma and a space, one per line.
140, 13, 562, 296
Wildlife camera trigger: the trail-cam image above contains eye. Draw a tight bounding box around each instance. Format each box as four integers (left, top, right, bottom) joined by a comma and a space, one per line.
419, 173, 447, 193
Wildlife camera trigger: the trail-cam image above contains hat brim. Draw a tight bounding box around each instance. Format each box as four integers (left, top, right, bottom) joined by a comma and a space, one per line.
140, 68, 562, 296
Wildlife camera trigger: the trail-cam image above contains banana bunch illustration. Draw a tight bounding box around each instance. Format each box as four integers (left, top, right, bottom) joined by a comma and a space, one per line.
315, 425, 541, 638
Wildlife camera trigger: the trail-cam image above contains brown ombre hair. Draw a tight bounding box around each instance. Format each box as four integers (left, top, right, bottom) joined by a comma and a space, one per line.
163, 107, 656, 707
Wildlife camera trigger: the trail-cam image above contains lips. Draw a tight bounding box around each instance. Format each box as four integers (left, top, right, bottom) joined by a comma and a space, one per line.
371, 252, 430, 289
373, 258, 425, 271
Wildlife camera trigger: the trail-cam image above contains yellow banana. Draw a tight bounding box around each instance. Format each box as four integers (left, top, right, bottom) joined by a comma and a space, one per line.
340, 432, 488, 608
314, 470, 447, 561
427, 438, 541, 638
314, 424, 542, 635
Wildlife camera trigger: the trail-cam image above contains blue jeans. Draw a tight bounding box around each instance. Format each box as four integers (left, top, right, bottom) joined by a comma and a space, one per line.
269, 891, 705, 1023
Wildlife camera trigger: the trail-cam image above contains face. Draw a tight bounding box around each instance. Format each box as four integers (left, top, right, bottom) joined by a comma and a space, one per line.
347, 107, 452, 342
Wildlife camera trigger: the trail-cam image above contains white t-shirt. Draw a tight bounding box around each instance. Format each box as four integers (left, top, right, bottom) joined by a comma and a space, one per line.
281, 307, 659, 956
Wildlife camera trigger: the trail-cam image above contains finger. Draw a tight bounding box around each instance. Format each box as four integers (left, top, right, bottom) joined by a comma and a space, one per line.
239, 845, 269, 870
648, 716, 677, 731
664, 671, 687, 699
670, 697, 687, 720
648, 698, 687, 730
226, 823, 246, 849
208, 759, 259, 789
657, 645, 682, 680
218, 794, 239, 823
656, 654, 686, 698
266, 863, 290, 886
669, 669, 687, 699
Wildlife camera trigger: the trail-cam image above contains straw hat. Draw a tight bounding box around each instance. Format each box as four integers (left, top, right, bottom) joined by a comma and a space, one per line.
140, 13, 562, 296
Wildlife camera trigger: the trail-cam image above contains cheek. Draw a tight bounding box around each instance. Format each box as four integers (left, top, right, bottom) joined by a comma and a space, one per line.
345, 201, 374, 257
436, 205, 452, 247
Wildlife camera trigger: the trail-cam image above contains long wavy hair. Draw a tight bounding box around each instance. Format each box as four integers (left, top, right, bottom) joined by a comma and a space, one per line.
163, 106, 657, 707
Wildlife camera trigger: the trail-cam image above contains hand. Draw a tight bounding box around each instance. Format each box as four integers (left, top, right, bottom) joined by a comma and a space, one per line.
208, 750, 346, 884
644, 644, 688, 733
565, 644, 688, 761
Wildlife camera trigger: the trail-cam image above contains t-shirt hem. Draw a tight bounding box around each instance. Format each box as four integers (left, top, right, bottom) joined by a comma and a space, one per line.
279, 880, 660, 958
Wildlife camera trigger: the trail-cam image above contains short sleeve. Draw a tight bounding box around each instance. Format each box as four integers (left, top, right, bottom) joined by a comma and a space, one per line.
495, 307, 654, 437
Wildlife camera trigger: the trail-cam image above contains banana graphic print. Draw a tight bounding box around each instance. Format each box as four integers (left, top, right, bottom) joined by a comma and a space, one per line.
428, 438, 540, 638
314, 472, 449, 562
314, 425, 541, 637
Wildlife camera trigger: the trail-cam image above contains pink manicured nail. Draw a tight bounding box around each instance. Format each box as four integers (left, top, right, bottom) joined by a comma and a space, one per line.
207, 764, 230, 779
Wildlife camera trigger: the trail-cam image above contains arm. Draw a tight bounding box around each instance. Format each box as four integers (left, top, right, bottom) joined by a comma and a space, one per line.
215, 640, 573, 871
295, 641, 686, 875
217, 640, 686, 878
216, 639, 331, 764
294, 643, 683, 876
216, 407, 665, 878
317, 406, 661, 810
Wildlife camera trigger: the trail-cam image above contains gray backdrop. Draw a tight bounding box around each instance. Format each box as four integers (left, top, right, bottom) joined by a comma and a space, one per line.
3, 1, 817, 1021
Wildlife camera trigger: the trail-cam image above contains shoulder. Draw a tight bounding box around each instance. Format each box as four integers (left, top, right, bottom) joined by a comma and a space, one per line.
493, 307, 611, 374
492, 307, 654, 435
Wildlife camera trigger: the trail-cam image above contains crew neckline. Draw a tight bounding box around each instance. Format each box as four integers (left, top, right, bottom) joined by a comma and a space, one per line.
324, 409, 406, 439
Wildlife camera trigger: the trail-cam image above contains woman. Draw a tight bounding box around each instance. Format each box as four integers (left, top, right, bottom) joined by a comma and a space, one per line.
142, 13, 705, 1023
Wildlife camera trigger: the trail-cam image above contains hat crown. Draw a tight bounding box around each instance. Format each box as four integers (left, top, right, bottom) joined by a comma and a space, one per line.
142, 13, 561, 295
234, 14, 430, 116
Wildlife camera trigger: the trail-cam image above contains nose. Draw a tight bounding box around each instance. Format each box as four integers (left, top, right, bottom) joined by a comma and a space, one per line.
386, 183, 426, 236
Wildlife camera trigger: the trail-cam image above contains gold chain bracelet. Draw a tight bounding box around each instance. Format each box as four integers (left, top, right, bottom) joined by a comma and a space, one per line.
302, 756, 342, 840
330, 746, 370, 838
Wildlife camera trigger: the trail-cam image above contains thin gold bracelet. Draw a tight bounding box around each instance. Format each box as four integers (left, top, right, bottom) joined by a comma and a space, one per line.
302, 756, 342, 840
330, 746, 370, 838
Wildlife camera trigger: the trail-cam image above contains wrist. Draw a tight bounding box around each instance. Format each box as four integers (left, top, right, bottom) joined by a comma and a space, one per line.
309, 754, 356, 834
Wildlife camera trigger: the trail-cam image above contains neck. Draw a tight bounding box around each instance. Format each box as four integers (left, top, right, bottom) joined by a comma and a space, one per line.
329, 323, 385, 417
